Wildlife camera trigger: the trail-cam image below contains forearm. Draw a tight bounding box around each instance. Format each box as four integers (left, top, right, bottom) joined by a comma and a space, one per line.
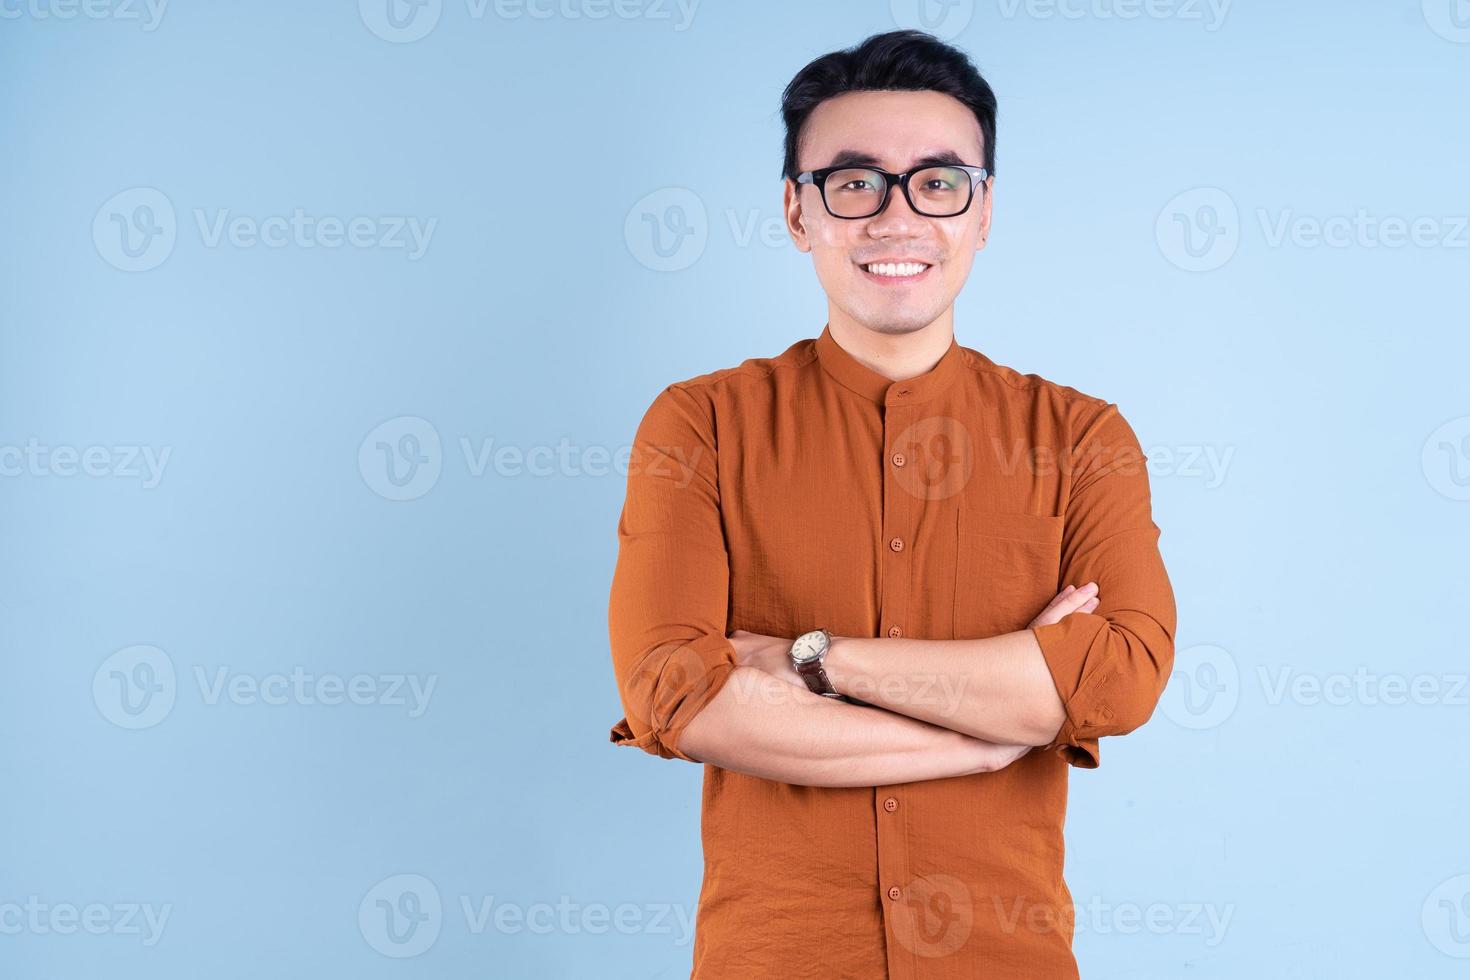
823, 631, 1067, 746
677, 666, 1027, 787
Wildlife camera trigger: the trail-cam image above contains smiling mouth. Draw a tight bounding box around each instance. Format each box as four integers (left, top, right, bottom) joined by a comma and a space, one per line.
859, 260, 933, 283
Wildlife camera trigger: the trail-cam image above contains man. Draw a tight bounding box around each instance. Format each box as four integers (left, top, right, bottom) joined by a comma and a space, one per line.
607, 29, 1176, 980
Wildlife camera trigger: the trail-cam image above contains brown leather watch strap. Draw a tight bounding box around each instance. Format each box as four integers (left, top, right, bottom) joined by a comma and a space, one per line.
795, 657, 839, 697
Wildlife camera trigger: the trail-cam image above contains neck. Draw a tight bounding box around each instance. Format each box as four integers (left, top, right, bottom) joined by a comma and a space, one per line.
826, 309, 955, 382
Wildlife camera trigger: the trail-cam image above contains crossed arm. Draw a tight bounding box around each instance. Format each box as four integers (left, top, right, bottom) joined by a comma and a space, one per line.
676, 585, 1098, 786
607, 386, 1176, 787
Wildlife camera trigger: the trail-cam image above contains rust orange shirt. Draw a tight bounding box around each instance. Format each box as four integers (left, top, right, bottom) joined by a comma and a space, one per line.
607, 323, 1176, 979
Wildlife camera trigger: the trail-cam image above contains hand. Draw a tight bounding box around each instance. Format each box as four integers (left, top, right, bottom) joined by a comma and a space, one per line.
727, 629, 808, 690
943, 727, 1034, 775
1028, 582, 1099, 629
983, 741, 1035, 772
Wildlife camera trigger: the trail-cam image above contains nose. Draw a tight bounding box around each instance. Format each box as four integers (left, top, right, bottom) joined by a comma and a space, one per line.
864, 180, 926, 237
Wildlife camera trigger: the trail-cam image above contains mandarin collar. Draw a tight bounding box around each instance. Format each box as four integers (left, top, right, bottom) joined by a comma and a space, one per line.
814, 322, 964, 406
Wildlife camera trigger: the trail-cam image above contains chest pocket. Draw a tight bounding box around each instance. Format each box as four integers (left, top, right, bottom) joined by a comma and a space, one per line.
953, 506, 1064, 640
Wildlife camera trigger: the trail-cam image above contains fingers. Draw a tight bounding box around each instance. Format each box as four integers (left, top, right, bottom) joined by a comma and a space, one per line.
1029, 582, 1101, 628
1052, 582, 1098, 614
1035, 585, 1073, 617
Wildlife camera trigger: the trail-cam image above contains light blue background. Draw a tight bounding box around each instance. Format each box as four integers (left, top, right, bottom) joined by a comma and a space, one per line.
3, 1, 1468, 977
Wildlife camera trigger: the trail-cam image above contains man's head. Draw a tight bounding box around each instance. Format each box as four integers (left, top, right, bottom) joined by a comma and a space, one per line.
780, 31, 998, 339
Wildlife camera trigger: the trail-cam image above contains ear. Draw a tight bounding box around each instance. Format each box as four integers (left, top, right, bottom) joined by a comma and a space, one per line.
976, 174, 995, 251
784, 178, 812, 253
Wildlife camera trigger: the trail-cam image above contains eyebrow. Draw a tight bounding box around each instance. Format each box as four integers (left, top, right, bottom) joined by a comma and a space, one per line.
823, 149, 972, 169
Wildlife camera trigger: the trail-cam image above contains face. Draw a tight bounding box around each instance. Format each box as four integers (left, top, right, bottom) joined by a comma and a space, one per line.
783, 89, 993, 339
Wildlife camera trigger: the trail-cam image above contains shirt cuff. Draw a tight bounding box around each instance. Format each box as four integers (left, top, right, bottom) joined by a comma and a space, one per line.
1032, 615, 1116, 769
608, 631, 739, 763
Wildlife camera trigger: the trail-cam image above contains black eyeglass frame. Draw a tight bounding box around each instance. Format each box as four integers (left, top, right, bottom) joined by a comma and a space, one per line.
794, 164, 991, 219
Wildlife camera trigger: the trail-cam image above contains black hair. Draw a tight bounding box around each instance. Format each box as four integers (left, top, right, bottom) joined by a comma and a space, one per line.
779, 29, 998, 182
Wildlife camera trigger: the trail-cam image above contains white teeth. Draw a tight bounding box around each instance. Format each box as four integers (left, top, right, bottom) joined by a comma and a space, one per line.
864, 262, 928, 277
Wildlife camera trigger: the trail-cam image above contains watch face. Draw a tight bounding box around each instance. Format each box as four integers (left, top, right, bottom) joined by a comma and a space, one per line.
790, 629, 828, 664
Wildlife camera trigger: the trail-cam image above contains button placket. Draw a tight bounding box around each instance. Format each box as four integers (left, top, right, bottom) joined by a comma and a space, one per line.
876, 397, 916, 980
879, 401, 912, 650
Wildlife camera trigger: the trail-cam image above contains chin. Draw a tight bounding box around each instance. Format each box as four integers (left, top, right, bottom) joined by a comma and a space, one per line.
848, 307, 942, 337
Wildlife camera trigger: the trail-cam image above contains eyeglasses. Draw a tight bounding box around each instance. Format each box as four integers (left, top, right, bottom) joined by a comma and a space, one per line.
795, 163, 989, 219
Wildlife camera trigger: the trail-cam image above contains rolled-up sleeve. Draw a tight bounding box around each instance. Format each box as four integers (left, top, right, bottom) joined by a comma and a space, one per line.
1032, 402, 1177, 769
607, 383, 738, 763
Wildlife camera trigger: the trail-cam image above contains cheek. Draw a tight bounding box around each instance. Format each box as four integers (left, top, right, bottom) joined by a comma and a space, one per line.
808, 219, 856, 251
944, 248, 976, 283
939, 225, 982, 279
808, 229, 859, 281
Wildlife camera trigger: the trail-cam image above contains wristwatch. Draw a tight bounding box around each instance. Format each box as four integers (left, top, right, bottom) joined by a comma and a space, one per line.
790, 628, 866, 705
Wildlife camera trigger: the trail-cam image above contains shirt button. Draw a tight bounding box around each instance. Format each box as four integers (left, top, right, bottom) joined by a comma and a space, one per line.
889, 537, 904, 553
887, 625, 903, 638
896, 388, 911, 397
883, 797, 898, 812
891, 452, 906, 467
887, 886, 902, 901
